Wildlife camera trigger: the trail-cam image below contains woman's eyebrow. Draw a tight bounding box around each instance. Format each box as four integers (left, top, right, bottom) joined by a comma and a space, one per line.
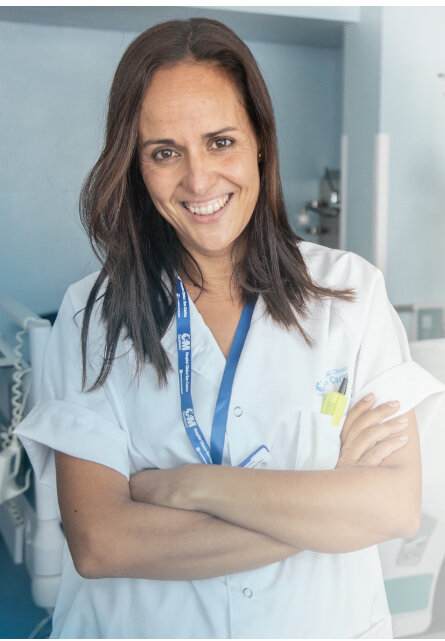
140, 137, 175, 150
140, 127, 238, 150
203, 127, 238, 139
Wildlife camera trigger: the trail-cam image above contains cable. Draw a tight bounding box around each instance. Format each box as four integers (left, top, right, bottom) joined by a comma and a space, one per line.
1, 316, 37, 448
27, 610, 53, 639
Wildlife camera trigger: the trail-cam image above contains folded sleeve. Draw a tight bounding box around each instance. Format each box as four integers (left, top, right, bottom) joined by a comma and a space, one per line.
349, 269, 445, 441
15, 282, 130, 491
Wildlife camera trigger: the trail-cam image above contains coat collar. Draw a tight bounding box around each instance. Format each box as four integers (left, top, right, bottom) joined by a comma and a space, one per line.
161, 294, 264, 387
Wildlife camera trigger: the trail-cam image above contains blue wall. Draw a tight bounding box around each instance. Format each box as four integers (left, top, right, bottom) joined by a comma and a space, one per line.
0, 22, 127, 319
0, 18, 342, 334
380, 7, 445, 305
343, 7, 445, 306
342, 7, 382, 263
246, 40, 343, 235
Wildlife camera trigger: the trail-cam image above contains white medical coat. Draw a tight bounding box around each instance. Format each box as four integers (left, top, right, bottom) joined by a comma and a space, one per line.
17, 242, 445, 639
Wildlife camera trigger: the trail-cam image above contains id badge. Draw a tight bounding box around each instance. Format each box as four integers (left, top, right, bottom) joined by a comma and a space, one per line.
239, 445, 270, 469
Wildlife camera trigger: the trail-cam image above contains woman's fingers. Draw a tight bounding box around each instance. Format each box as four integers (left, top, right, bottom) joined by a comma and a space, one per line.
359, 434, 408, 466
345, 415, 408, 462
341, 397, 400, 444
337, 396, 409, 468
342, 393, 375, 437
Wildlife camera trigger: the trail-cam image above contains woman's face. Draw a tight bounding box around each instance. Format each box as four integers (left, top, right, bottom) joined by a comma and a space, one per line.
138, 62, 260, 262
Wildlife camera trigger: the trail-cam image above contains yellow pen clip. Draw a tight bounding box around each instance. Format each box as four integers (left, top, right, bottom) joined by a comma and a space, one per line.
320, 378, 348, 426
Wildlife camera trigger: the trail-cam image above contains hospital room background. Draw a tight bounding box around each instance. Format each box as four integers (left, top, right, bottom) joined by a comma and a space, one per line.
1, 5, 445, 639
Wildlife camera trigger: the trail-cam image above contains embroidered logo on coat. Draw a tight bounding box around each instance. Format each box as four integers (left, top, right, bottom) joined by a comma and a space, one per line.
315, 366, 349, 395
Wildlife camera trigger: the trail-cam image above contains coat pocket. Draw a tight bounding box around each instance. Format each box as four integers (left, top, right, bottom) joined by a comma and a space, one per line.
295, 410, 343, 470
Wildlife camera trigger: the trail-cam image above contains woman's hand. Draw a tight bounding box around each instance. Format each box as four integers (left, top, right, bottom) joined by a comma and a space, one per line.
129, 399, 419, 551
336, 394, 409, 469
132, 394, 411, 507
130, 464, 199, 510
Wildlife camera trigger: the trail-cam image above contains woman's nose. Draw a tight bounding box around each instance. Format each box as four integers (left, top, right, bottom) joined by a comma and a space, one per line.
182, 151, 217, 195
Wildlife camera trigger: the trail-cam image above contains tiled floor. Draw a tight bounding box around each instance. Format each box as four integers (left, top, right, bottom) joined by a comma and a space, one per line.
0, 534, 51, 639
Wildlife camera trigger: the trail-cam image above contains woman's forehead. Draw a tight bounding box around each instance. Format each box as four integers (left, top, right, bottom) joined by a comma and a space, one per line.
138, 62, 251, 138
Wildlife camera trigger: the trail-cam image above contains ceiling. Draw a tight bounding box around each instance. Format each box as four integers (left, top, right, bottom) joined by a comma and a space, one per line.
0, 6, 346, 47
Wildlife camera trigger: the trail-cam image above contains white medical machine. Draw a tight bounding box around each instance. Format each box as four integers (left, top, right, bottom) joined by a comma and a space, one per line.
0, 291, 64, 611
379, 337, 445, 638
395, 304, 445, 342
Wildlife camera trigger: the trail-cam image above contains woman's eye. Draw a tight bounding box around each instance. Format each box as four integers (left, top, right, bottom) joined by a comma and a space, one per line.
153, 148, 178, 162
211, 137, 233, 150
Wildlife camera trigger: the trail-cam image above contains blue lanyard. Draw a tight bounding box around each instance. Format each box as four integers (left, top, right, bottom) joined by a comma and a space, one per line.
175, 276, 255, 465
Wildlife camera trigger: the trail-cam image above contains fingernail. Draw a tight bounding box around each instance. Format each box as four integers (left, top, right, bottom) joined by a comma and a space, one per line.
399, 435, 408, 441
396, 417, 408, 424
364, 393, 374, 401
388, 400, 400, 407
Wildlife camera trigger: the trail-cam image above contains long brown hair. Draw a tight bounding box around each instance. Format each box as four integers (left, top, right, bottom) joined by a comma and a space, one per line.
80, 17, 353, 390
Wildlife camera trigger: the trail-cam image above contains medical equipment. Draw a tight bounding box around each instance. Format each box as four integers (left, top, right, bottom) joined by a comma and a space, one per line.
0, 291, 64, 610
395, 304, 445, 342
379, 338, 445, 637
0, 306, 34, 506
298, 168, 341, 248
0, 436, 31, 505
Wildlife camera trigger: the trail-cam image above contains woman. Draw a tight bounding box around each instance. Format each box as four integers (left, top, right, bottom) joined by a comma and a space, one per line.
17, 17, 445, 639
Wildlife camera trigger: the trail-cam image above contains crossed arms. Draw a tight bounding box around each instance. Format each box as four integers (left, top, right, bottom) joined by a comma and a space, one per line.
55, 395, 420, 580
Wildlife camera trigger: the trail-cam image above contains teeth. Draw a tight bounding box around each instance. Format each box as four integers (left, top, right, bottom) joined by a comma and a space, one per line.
184, 194, 230, 216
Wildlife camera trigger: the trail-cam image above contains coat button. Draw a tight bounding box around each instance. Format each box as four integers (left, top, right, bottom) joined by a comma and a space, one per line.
242, 587, 253, 598
233, 406, 243, 417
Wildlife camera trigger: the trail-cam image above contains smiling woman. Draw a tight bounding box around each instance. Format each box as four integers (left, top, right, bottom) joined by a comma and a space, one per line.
15, 16, 445, 640
136, 61, 263, 356
137, 62, 260, 266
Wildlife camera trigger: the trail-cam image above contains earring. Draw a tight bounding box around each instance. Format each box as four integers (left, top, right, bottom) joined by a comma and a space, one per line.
258, 152, 262, 159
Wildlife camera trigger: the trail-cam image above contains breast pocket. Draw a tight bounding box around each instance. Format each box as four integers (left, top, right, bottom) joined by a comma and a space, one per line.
295, 410, 343, 470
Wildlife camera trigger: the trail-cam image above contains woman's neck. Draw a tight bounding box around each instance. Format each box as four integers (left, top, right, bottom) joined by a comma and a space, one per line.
180, 251, 241, 304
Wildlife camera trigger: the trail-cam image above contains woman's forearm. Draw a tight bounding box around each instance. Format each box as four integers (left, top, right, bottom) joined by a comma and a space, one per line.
55, 451, 298, 581
133, 466, 415, 554
185, 464, 420, 553
134, 411, 420, 553
98, 500, 299, 580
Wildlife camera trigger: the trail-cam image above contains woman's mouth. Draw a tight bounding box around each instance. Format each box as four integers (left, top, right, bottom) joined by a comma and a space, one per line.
182, 194, 232, 216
